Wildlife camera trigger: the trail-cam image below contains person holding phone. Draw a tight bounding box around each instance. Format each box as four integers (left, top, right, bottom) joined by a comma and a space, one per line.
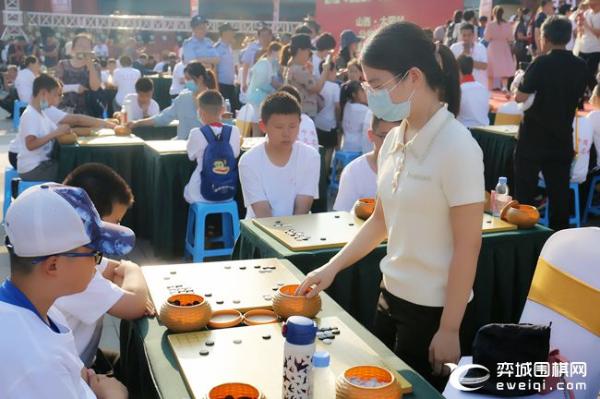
55, 33, 102, 115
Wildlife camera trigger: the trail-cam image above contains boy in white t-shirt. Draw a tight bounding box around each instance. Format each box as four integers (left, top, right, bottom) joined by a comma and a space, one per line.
16, 74, 73, 181
55, 163, 151, 373
0, 183, 132, 399
239, 92, 320, 218
114, 77, 160, 122
184, 90, 241, 204
279, 84, 320, 151
112, 55, 141, 107
334, 115, 401, 211
314, 60, 341, 176
456, 55, 490, 128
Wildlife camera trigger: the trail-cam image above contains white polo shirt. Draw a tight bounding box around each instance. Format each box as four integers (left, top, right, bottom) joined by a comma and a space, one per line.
377, 106, 484, 307
458, 81, 490, 128
112, 66, 141, 106
333, 154, 377, 212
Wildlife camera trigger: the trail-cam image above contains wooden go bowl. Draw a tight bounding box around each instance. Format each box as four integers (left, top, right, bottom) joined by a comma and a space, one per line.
336, 365, 402, 399
114, 125, 131, 136
159, 293, 212, 333
207, 382, 263, 399
272, 284, 321, 319
57, 132, 78, 145
354, 198, 375, 220
500, 200, 540, 229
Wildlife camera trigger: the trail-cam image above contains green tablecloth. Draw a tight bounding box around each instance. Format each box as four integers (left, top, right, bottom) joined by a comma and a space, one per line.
133, 123, 178, 141
470, 127, 517, 192
233, 219, 553, 338
120, 260, 443, 399
55, 137, 146, 231
141, 141, 194, 258
150, 75, 173, 110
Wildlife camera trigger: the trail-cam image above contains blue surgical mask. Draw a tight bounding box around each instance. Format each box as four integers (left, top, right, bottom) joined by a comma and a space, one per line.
185, 80, 198, 92
40, 99, 49, 110
366, 71, 414, 122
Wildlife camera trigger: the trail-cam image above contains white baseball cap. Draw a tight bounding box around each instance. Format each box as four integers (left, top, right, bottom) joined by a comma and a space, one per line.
5, 183, 135, 257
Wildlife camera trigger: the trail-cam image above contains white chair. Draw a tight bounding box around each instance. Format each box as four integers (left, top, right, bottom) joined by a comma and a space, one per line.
444, 228, 600, 399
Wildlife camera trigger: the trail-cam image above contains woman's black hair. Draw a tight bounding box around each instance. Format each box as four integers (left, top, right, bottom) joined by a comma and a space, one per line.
339, 80, 363, 120
361, 21, 461, 116
340, 46, 352, 64
184, 61, 217, 90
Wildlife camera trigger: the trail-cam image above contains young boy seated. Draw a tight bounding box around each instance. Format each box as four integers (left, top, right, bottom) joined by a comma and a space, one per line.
114, 77, 160, 122
278, 85, 319, 151
184, 90, 241, 204
16, 74, 73, 181
239, 92, 320, 218
456, 55, 490, 128
52, 163, 151, 375
333, 115, 401, 212
0, 183, 133, 398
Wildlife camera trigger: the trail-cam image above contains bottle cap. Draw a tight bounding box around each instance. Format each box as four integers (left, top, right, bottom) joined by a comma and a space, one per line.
312, 351, 330, 368
282, 316, 317, 345
499, 176, 507, 185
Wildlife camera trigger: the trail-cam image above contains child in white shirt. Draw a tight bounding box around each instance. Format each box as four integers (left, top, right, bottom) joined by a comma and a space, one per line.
456, 55, 490, 128
14, 55, 40, 103
115, 77, 160, 122
239, 92, 320, 218
279, 84, 320, 151
340, 80, 369, 152
112, 55, 141, 107
314, 61, 341, 175
334, 115, 401, 211
17, 74, 72, 181
184, 90, 241, 204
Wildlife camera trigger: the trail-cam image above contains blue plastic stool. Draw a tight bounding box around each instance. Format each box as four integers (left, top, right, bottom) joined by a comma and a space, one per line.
12, 100, 27, 130
538, 179, 580, 228
184, 201, 240, 262
583, 174, 600, 224
329, 151, 361, 191
3, 166, 18, 221
11, 178, 49, 199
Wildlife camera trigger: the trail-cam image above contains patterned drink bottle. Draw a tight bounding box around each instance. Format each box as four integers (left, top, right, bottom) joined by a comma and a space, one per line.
282, 316, 317, 399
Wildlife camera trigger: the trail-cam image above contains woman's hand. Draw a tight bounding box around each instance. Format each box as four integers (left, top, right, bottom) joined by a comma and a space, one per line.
428, 328, 460, 377
87, 369, 128, 399
295, 263, 339, 298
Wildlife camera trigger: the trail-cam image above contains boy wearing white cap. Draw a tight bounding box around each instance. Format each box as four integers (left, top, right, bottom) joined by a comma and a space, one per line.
0, 184, 134, 399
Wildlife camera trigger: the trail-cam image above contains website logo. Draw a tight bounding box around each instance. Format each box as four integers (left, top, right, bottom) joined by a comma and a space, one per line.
446, 363, 491, 391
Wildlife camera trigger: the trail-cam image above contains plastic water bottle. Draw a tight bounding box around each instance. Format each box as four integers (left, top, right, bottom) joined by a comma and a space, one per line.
225, 99, 231, 113
122, 97, 132, 124
493, 176, 509, 217
312, 351, 336, 399
282, 316, 317, 399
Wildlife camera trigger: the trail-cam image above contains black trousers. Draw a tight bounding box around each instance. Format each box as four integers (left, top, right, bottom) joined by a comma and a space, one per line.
373, 287, 475, 392
514, 145, 573, 231
579, 51, 600, 93
219, 83, 239, 112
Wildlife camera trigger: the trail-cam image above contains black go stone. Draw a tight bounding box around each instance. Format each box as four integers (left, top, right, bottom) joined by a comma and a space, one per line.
205, 340, 215, 346
199, 349, 209, 356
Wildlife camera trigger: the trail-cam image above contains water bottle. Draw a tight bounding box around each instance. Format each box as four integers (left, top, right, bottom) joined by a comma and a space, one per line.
312, 351, 336, 399
122, 97, 132, 124
225, 99, 231, 113
282, 316, 317, 399
493, 176, 509, 217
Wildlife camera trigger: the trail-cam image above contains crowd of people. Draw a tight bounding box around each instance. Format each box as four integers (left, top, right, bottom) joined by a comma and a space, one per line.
1, 1, 599, 397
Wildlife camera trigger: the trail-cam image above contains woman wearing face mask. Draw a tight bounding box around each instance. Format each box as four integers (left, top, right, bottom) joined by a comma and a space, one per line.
297, 22, 485, 391
129, 61, 216, 140
282, 33, 329, 119
55, 33, 102, 116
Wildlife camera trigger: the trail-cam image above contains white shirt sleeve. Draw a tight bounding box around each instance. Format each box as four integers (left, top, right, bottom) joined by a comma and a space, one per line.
229, 126, 241, 158
239, 151, 267, 207
296, 146, 321, 198
440, 130, 485, 207
43, 106, 68, 125
54, 271, 124, 325
19, 110, 45, 139
186, 128, 206, 161
334, 165, 360, 212
474, 43, 488, 64
7, 365, 94, 399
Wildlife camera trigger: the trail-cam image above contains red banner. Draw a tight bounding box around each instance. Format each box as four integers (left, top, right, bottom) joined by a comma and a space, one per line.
316, 0, 463, 44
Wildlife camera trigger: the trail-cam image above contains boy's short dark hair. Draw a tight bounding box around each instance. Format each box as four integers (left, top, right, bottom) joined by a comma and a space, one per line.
457, 54, 474, 75
463, 10, 476, 22
32, 74, 59, 97
460, 23, 475, 33
295, 25, 313, 35
558, 4, 571, 15
315, 33, 336, 52
260, 92, 301, 123
278, 84, 302, 104
119, 55, 132, 67
542, 15, 572, 46
479, 15, 488, 22
197, 89, 224, 115
24, 55, 38, 68
62, 163, 134, 218
135, 77, 154, 93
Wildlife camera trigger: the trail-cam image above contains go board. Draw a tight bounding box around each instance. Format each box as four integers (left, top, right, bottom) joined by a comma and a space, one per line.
142, 259, 302, 317
144, 139, 187, 154
473, 124, 518, 137
77, 134, 144, 146
252, 212, 365, 251
168, 316, 412, 399
482, 214, 517, 233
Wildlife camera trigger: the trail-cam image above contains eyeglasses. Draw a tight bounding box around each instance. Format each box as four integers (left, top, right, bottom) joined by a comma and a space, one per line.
31, 251, 103, 265
361, 70, 410, 93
